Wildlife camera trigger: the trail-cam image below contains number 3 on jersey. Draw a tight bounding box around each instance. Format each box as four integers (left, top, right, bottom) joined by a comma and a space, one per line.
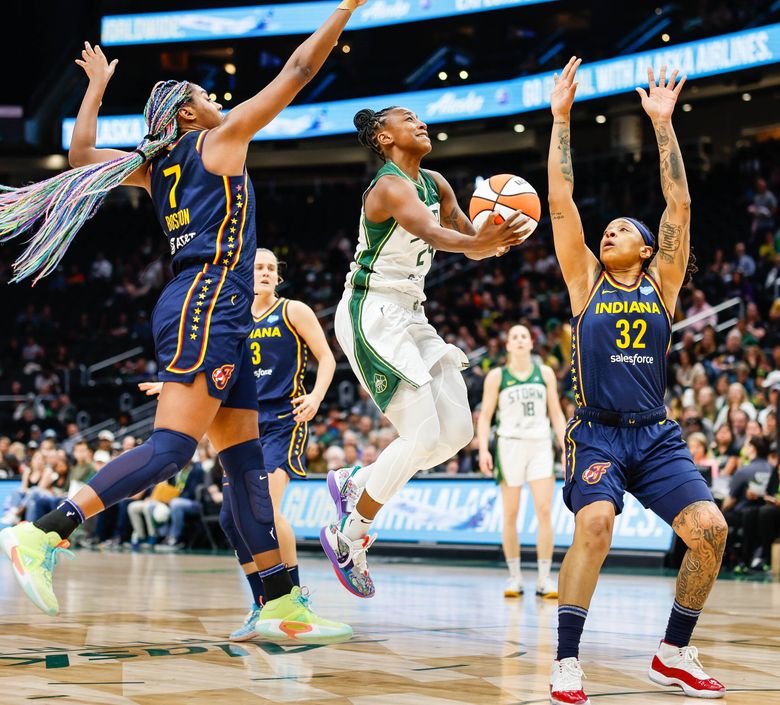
250, 341, 261, 365
615, 318, 647, 349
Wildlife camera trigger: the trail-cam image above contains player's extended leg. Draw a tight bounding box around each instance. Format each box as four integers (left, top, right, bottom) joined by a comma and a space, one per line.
528, 475, 557, 598
648, 500, 727, 698
321, 381, 442, 597
551, 500, 615, 705
0, 375, 219, 616
500, 483, 524, 597
209, 407, 351, 644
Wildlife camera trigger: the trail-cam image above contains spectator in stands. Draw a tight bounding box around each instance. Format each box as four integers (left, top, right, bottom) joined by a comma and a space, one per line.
764, 254, 780, 299
729, 408, 750, 450
673, 349, 706, 391
26, 455, 70, 523
159, 461, 207, 550
712, 424, 741, 478
324, 445, 346, 471
361, 445, 378, 466
305, 443, 327, 474
67, 441, 96, 496
756, 463, 780, 573
127, 481, 176, 549
722, 436, 773, 571
748, 178, 777, 241
686, 290, 717, 332
715, 383, 757, 428
687, 432, 719, 481
734, 242, 756, 278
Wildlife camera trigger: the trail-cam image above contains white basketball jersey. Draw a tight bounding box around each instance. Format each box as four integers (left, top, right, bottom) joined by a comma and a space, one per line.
344, 162, 440, 302
496, 364, 550, 440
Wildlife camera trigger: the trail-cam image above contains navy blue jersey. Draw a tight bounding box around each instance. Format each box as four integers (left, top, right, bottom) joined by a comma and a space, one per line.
150, 130, 256, 288
570, 270, 671, 413
250, 298, 309, 415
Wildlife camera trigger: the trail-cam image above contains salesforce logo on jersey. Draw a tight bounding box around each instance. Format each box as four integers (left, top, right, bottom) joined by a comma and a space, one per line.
281, 478, 673, 551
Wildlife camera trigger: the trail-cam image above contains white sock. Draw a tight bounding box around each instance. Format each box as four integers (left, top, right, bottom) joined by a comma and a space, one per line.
537, 558, 552, 585
341, 507, 373, 541
507, 557, 521, 580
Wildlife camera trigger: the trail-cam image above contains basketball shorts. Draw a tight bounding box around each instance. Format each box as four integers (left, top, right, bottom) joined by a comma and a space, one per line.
335, 288, 468, 411
563, 418, 713, 525
259, 407, 308, 479
152, 263, 257, 409
495, 436, 554, 487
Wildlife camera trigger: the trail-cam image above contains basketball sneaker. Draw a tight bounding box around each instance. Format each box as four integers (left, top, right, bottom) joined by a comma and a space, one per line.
229, 604, 262, 641
320, 521, 376, 598
327, 466, 363, 520
0, 522, 74, 616
254, 586, 353, 644
504, 576, 524, 597
550, 657, 590, 705
648, 641, 726, 698
536, 575, 559, 599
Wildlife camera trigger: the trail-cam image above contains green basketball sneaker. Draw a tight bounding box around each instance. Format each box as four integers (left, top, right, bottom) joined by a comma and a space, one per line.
254, 586, 352, 644
0, 522, 74, 616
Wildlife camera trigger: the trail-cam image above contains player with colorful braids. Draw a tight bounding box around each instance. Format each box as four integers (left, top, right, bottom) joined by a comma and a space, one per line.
140, 247, 335, 640
0, 1, 365, 644
547, 57, 726, 703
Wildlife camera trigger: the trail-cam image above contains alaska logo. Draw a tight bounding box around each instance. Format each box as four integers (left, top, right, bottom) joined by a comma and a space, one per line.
212, 364, 235, 391
373, 373, 388, 394
582, 461, 611, 485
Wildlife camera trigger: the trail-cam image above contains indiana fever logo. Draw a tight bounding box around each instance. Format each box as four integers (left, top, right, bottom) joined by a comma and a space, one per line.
212, 364, 235, 391
582, 461, 611, 485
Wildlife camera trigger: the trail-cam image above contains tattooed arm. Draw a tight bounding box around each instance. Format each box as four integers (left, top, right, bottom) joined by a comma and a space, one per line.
638, 66, 691, 307
548, 57, 600, 315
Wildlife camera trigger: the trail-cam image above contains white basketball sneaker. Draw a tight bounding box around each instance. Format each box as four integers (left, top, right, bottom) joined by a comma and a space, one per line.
648, 641, 726, 698
504, 576, 524, 597
319, 520, 376, 598
536, 575, 559, 599
550, 657, 590, 705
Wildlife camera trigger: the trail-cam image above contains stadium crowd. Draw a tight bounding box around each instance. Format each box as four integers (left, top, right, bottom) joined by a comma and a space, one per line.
1, 139, 780, 570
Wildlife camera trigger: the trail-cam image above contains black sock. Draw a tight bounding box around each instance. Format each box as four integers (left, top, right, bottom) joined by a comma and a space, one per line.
260, 563, 294, 601
557, 605, 588, 661
288, 565, 300, 587
664, 601, 701, 648
245, 571, 265, 608
34, 499, 84, 540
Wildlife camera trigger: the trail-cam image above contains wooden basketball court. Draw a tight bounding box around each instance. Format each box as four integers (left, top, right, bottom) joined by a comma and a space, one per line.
1, 551, 778, 704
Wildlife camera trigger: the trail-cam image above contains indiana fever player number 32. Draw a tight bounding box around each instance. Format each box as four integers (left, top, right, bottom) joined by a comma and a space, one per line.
547, 58, 728, 704
0, 0, 368, 643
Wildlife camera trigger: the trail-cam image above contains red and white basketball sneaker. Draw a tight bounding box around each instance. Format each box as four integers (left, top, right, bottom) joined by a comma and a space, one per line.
550, 657, 590, 704
648, 641, 725, 698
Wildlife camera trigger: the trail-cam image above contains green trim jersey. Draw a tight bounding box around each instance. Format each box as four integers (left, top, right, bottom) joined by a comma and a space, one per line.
345, 162, 441, 302
496, 364, 550, 440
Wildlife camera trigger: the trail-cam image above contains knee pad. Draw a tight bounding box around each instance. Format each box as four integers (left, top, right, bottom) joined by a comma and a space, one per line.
219, 439, 275, 527
218, 487, 253, 563
88, 428, 197, 509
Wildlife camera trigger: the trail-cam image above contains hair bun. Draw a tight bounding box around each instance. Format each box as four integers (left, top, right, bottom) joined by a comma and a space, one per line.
353, 108, 376, 132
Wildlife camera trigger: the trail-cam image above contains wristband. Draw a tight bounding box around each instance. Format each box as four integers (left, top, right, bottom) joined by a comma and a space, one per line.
338, 0, 359, 11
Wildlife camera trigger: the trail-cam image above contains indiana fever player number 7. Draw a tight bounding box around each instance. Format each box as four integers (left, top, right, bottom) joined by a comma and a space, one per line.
547, 58, 728, 703
0, 0, 367, 643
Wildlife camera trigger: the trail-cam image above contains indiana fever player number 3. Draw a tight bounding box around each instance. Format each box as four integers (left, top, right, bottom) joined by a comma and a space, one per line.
0, 0, 367, 644
547, 58, 728, 704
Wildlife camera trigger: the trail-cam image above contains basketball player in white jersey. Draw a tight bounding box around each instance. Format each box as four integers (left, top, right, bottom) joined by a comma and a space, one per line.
319, 106, 534, 597
477, 325, 566, 599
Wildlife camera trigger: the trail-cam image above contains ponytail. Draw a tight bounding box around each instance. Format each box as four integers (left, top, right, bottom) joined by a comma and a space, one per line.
0, 80, 191, 284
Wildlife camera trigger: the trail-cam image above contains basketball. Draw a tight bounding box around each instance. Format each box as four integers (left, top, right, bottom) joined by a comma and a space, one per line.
469, 174, 541, 241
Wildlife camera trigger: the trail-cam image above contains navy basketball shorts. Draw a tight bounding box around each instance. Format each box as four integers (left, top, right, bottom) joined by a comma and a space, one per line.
258, 410, 308, 479
563, 418, 713, 526
152, 263, 257, 410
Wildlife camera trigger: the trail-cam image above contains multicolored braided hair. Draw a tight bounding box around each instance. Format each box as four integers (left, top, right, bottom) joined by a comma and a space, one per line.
353, 107, 398, 161
0, 79, 191, 284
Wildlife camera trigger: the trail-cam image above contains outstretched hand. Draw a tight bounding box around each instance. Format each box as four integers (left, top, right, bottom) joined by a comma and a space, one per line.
551, 56, 581, 117
75, 41, 118, 84
636, 65, 686, 122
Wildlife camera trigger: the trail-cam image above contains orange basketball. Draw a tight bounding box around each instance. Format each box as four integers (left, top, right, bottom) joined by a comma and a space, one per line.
469, 174, 541, 242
